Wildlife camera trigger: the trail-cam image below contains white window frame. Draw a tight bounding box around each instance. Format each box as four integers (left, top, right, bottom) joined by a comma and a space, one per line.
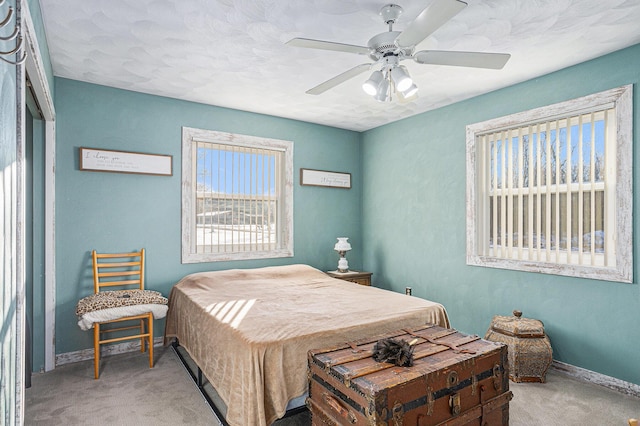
181, 127, 293, 263
466, 85, 632, 283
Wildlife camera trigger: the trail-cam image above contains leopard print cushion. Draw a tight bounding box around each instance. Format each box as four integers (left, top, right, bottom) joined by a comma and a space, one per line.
76, 289, 168, 316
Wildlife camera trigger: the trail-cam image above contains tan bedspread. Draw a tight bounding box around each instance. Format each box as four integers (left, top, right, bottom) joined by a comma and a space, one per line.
164, 264, 449, 426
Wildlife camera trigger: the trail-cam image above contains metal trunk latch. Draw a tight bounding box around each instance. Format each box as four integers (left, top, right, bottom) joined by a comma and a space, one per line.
493, 364, 502, 391
392, 401, 404, 426
449, 393, 461, 416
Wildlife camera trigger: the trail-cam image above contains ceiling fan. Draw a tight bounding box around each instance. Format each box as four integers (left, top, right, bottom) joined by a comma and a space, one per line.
286, 0, 510, 102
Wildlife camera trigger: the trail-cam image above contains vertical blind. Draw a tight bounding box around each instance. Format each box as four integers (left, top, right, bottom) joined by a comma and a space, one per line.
194, 141, 280, 254
479, 108, 614, 267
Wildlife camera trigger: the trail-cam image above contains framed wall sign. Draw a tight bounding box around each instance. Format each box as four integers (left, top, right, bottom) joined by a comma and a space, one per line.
79, 147, 173, 176
300, 168, 351, 189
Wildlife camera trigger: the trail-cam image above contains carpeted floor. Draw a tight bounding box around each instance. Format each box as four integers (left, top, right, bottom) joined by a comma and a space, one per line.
25, 346, 639, 425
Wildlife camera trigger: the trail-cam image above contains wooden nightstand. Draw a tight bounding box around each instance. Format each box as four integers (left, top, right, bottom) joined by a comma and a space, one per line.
326, 270, 372, 286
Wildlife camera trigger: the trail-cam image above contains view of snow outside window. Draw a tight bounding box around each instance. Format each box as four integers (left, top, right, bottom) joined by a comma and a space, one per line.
195, 142, 279, 253
488, 112, 606, 255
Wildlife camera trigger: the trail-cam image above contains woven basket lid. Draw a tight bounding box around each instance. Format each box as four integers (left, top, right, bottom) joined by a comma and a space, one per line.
490, 310, 545, 337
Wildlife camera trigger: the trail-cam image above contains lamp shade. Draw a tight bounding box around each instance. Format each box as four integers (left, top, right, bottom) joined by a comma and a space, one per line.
390, 66, 412, 92
362, 71, 384, 96
374, 78, 389, 102
401, 83, 418, 98
334, 237, 352, 252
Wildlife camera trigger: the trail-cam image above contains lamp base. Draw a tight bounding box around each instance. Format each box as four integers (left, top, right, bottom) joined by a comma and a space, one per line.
337, 255, 349, 273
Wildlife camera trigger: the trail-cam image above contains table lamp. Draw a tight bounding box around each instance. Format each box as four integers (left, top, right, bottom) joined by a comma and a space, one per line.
334, 237, 352, 272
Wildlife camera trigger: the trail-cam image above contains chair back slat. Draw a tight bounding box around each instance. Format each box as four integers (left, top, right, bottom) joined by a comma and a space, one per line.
98, 280, 142, 287
98, 261, 141, 268
94, 251, 141, 259
97, 270, 140, 278
92, 249, 145, 293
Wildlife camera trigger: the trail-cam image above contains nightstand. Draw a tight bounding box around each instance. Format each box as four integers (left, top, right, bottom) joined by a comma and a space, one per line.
326, 270, 372, 286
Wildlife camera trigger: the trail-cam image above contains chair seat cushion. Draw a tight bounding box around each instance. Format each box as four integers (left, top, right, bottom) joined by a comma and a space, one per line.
76, 289, 167, 316
76, 290, 169, 331
77, 303, 169, 331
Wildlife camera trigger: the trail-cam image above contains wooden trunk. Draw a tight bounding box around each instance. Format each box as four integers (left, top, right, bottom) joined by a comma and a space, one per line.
307, 324, 513, 425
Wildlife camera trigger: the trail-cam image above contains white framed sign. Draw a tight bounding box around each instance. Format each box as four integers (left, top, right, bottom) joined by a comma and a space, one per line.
300, 168, 351, 189
79, 147, 172, 176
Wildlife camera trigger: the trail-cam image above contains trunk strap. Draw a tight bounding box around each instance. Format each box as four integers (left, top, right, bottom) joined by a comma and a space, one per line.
403, 329, 477, 354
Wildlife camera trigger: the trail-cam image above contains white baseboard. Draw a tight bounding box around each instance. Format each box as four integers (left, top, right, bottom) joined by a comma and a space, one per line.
55, 344, 640, 399
551, 360, 640, 398
55, 337, 165, 366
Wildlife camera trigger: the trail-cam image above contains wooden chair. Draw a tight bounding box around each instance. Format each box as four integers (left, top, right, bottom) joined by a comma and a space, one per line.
76, 249, 167, 379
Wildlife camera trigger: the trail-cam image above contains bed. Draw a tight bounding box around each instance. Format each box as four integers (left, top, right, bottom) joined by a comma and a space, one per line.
164, 264, 450, 426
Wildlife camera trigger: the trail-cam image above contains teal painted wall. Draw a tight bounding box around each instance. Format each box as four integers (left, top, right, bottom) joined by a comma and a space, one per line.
53, 78, 363, 355
362, 44, 640, 385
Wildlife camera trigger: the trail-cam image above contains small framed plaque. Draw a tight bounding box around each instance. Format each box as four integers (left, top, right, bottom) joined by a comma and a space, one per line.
79, 147, 173, 176
300, 168, 351, 189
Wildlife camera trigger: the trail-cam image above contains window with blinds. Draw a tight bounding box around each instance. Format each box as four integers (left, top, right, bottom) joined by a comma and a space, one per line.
466, 85, 632, 283
181, 127, 293, 263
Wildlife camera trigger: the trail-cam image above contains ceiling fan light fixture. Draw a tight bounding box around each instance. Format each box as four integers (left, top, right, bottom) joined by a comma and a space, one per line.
390, 66, 412, 92
374, 78, 390, 102
374, 92, 389, 103
401, 83, 418, 98
362, 70, 384, 96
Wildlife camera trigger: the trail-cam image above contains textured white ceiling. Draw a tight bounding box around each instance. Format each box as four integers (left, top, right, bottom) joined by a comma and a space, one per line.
39, 0, 640, 132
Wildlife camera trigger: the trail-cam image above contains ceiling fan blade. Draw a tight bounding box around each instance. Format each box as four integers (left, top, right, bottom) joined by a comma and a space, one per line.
286, 38, 370, 55
306, 63, 373, 95
395, 0, 467, 48
413, 50, 510, 69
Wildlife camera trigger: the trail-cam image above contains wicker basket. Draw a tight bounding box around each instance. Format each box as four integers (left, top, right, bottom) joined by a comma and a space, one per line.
484, 310, 552, 383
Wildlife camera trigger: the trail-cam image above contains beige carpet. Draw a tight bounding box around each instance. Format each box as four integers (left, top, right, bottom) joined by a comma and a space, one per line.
25, 347, 216, 425
25, 346, 639, 425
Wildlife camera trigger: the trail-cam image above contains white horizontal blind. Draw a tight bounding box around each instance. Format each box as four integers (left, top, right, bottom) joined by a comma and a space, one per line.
194, 141, 280, 254
480, 109, 613, 267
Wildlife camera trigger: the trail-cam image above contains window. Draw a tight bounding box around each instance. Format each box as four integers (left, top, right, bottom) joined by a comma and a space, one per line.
182, 127, 293, 263
466, 85, 632, 282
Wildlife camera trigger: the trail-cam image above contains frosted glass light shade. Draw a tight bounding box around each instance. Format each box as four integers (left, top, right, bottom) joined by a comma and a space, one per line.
391, 66, 412, 92
401, 83, 419, 98
334, 237, 352, 252
362, 71, 384, 96
374, 79, 389, 102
